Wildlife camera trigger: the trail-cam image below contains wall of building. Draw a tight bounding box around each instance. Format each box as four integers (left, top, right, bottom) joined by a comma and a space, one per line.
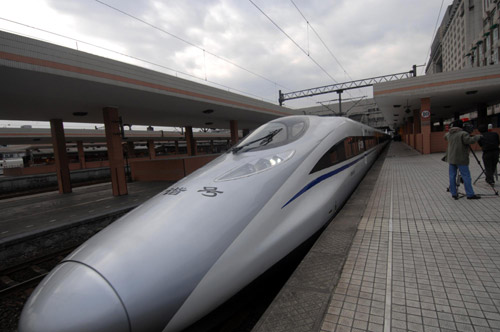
428, 0, 500, 74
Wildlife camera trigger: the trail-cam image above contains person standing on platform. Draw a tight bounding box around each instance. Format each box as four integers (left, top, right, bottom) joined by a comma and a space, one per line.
444, 119, 481, 200
478, 124, 500, 185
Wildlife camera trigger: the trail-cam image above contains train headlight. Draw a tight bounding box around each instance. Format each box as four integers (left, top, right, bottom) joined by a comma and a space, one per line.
215, 150, 294, 181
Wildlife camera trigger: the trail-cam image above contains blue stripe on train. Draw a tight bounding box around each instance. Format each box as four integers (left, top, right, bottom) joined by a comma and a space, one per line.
281, 149, 375, 209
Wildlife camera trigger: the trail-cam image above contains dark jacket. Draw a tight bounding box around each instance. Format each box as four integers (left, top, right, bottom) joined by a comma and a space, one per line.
478, 131, 500, 152
444, 127, 480, 165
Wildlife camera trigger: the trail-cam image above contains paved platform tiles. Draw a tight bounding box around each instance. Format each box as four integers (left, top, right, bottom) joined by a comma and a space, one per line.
0, 181, 171, 244
253, 142, 500, 332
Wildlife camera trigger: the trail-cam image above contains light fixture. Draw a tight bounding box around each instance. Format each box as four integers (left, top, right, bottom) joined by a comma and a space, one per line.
465, 90, 478, 95
203, 109, 214, 114
72, 112, 88, 116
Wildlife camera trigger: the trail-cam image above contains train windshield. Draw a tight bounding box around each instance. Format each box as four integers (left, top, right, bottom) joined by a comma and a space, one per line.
231, 117, 309, 153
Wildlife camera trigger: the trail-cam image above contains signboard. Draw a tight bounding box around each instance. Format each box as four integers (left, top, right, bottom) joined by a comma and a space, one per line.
421, 110, 431, 119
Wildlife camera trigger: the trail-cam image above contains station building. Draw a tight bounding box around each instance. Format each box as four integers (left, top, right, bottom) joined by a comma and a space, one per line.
427, 0, 500, 74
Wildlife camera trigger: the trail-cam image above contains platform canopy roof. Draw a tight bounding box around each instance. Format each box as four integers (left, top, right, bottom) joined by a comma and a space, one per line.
373, 65, 500, 128
0, 31, 298, 132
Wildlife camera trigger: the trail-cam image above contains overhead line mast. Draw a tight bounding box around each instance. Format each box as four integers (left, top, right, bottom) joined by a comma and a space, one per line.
279, 65, 418, 107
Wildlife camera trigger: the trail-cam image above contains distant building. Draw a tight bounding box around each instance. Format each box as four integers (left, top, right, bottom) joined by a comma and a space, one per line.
427, 0, 500, 74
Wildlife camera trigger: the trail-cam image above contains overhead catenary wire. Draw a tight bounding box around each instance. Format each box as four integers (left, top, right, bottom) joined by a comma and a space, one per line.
247, 0, 339, 84
289, 0, 353, 82
422, 0, 445, 75
288, 0, 358, 103
94, 0, 295, 95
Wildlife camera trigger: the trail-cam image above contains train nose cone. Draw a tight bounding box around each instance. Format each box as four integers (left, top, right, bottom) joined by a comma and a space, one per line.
19, 261, 130, 332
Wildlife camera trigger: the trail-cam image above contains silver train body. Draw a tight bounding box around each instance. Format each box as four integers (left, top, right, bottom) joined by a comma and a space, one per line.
19, 116, 388, 332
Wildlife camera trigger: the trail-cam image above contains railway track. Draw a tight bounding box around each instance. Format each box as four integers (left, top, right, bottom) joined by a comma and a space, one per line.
0, 247, 77, 297
0, 247, 78, 331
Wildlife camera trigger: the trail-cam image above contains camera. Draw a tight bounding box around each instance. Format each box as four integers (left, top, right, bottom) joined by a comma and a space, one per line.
463, 122, 474, 134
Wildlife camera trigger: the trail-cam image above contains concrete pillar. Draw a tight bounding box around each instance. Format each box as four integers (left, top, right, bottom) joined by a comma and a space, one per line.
185, 126, 196, 156
103, 106, 127, 196
127, 141, 136, 158
420, 97, 431, 154
77, 141, 86, 169
411, 109, 419, 149
400, 121, 406, 139
406, 118, 413, 146
174, 140, 179, 154
148, 140, 156, 159
413, 109, 421, 134
50, 119, 72, 194
230, 120, 239, 145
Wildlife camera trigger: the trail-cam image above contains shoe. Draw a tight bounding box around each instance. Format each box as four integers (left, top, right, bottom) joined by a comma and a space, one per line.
452, 195, 458, 200
467, 195, 481, 200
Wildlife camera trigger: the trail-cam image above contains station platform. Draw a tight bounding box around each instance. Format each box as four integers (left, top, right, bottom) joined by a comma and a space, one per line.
253, 141, 500, 332
0, 180, 171, 246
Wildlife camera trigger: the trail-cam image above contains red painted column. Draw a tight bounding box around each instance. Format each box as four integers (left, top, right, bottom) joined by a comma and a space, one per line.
185, 126, 196, 156
148, 140, 156, 159
413, 109, 421, 135
77, 141, 86, 169
127, 141, 136, 158
230, 120, 239, 145
406, 119, 412, 145
50, 119, 72, 194
421, 97, 432, 154
413, 109, 421, 151
103, 107, 128, 196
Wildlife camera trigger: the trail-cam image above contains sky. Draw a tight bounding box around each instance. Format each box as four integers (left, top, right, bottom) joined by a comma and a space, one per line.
0, 0, 449, 129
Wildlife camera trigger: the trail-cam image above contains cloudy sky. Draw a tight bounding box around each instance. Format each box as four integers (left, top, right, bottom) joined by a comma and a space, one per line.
0, 0, 448, 128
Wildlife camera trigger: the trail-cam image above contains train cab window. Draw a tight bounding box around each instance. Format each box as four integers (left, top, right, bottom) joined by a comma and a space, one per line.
231, 117, 309, 153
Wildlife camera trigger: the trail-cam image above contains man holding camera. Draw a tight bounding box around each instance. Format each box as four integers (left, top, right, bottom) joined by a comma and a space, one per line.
444, 119, 481, 199
478, 124, 500, 185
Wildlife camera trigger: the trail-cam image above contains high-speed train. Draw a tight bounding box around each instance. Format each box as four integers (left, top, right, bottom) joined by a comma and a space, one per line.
19, 115, 389, 332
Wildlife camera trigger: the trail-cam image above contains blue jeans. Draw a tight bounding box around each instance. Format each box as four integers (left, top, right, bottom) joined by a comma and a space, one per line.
449, 164, 475, 197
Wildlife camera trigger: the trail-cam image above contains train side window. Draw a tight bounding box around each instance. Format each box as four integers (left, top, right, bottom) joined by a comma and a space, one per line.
364, 136, 376, 149
310, 132, 387, 175
310, 140, 347, 174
